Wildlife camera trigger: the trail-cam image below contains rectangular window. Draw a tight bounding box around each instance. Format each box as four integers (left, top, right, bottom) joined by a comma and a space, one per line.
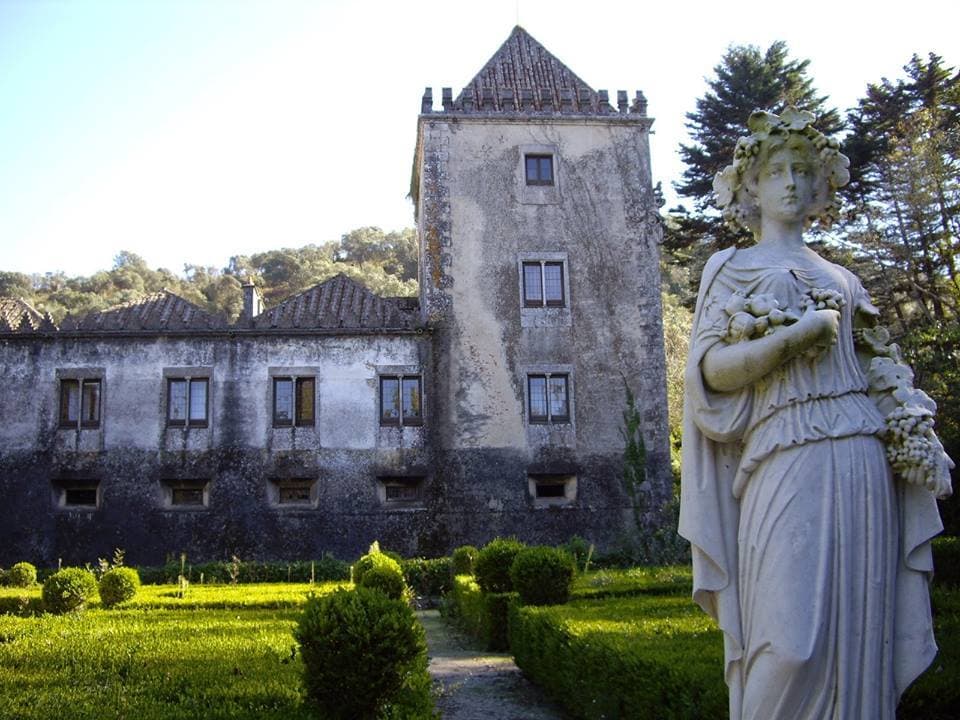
171, 487, 204, 506
59, 379, 100, 428
380, 476, 424, 504
278, 482, 313, 505
167, 378, 208, 427
522, 261, 565, 307
273, 377, 315, 427
527, 374, 569, 423
528, 474, 577, 506
65, 487, 98, 507
380, 375, 423, 426
525, 154, 554, 185
270, 478, 316, 507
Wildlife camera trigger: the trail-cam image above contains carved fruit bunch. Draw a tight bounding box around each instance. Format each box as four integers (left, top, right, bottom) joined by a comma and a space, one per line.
862, 328, 954, 498
722, 287, 843, 346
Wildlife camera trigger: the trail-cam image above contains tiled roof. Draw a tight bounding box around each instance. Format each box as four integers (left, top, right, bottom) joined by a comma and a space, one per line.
443, 26, 634, 115
0, 297, 56, 333
251, 273, 420, 331
60, 290, 224, 332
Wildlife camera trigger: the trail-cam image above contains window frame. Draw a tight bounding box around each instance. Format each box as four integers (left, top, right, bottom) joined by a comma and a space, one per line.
528, 473, 578, 507
524, 153, 555, 186
268, 477, 318, 509
166, 377, 209, 428
53, 479, 101, 511
59, 378, 101, 429
272, 376, 316, 428
522, 260, 565, 308
377, 476, 425, 507
379, 374, 424, 427
527, 373, 570, 424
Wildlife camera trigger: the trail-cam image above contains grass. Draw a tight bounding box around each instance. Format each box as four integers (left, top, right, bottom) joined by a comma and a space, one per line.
0, 583, 345, 720
0, 581, 347, 612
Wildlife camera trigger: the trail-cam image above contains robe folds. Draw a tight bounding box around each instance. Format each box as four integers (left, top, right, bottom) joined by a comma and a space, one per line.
678, 247, 943, 720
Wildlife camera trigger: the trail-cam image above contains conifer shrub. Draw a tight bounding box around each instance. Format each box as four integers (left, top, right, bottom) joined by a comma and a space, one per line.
474, 537, 525, 593
510, 546, 575, 606
42, 568, 98, 614
450, 545, 478, 575
295, 587, 433, 719
360, 563, 408, 601
98, 566, 141, 607
7, 562, 37, 588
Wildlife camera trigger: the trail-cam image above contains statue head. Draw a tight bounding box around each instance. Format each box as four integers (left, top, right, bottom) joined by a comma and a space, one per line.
713, 107, 850, 237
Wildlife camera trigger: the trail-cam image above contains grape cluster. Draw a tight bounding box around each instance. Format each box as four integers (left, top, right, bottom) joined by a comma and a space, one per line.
884, 405, 938, 475
802, 287, 845, 311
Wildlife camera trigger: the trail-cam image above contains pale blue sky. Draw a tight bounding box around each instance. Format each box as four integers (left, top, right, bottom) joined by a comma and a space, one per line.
1, 0, 956, 277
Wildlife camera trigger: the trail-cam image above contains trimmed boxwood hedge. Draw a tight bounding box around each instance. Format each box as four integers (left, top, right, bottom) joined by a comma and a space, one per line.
402, 557, 452, 597
448, 575, 516, 651
508, 596, 727, 719
933, 536, 959, 588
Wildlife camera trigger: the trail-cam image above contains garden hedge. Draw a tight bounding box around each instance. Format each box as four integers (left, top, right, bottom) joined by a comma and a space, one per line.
508, 596, 727, 719
447, 575, 515, 651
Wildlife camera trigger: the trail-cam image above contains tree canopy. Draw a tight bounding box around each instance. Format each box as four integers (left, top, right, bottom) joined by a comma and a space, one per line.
1, 227, 418, 323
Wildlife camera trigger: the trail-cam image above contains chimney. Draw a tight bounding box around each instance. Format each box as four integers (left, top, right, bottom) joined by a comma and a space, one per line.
241, 281, 263, 324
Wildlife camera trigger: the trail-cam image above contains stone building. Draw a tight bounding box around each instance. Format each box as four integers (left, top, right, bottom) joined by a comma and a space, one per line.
0, 27, 670, 566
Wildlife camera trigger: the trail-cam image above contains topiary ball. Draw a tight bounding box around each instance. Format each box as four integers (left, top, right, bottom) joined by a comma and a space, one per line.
474, 538, 525, 593
352, 550, 403, 587
42, 568, 98, 614
359, 563, 408, 601
7, 562, 37, 588
509, 546, 575, 606
295, 587, 428, 720
98, 567, 141, 608
450, 545, 478, 576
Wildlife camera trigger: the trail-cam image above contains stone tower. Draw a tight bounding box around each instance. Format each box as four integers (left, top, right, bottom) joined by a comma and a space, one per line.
410, 26, 671, 551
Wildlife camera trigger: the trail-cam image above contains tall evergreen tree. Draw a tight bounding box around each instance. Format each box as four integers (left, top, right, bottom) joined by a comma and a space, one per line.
666, 41, 841, 296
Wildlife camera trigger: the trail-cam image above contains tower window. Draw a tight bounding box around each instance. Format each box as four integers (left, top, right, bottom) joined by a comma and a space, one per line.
527, 374, 570, 423
525, 154, 554, 185
522, 261, 565, 307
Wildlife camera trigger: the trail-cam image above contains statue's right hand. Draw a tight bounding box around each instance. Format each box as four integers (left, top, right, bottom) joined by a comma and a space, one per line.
796, 306, 840, 352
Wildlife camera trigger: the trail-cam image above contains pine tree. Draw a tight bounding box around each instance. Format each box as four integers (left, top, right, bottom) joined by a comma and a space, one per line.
667, 42, 841, 294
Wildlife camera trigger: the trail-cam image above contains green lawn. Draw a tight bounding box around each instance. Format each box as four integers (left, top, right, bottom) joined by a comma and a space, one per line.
0, 583, 343, 720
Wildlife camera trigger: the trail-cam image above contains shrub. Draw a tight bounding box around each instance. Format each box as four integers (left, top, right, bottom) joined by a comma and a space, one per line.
448, 575, 516, 651
295, 587, 433, 719
360, 563, 408, 601
474, 537, 525, 593
42, 568, 98, 614
934, 536, 960, 588
402, 557, 452, 597
510, 546, 575, 606
7, 562, 36, 588
352, 549, 403, 587
450, 545, 478, 575
508, 596, 727, 719
98, 566, 141, 607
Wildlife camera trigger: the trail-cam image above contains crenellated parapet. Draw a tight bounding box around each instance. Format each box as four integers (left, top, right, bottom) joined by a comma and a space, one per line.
420, 85, 648, 117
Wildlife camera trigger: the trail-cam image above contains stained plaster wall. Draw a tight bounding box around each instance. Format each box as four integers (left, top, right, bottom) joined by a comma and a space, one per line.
0, 332, 435, 565
415, 115, 672, 550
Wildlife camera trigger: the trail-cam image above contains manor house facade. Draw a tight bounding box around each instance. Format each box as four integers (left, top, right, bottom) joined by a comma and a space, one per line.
0, 27, 670, 565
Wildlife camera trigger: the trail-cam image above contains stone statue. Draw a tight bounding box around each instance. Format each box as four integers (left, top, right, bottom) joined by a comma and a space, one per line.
678, 107, 953, 719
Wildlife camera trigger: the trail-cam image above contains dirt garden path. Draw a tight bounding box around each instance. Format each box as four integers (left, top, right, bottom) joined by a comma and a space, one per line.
419, 610, 568, 720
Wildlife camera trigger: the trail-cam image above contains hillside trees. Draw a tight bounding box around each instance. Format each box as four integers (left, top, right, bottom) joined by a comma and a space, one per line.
2, 227, 418, 322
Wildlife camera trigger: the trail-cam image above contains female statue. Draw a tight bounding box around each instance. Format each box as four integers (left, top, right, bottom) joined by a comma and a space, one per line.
678, 107, 952, 719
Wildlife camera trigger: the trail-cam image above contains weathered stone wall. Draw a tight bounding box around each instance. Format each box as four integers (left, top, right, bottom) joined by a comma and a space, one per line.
414, 113, 672, 550
0, 332, 436, 566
